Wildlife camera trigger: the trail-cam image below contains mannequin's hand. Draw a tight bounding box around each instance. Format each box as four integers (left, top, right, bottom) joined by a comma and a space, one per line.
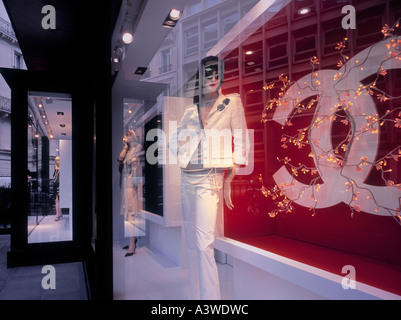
224, 165, 236, 210
224, 179, 234, 210
122, 136, 128, 148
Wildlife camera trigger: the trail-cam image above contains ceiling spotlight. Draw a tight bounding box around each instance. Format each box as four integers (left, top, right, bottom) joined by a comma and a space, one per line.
59, 124, 66, 128
122, 31, 133, 44
38, 102, 43, 108
49, 134, 54, 139
245, 50, 254, 55
169, 9, 182, 21
298, 7, 311, 15
112, 46, 125, 64
163, 9, 182, 28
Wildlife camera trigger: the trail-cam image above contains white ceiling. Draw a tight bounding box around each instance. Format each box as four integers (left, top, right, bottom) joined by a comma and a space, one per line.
28, 91, 72, 141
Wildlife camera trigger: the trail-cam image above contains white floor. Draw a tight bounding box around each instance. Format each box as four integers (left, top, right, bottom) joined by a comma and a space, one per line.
28, 215, 72, 243
113, 240, 234, 300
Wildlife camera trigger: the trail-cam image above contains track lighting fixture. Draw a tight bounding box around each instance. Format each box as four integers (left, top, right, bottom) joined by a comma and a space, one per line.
162, 9, 182, 28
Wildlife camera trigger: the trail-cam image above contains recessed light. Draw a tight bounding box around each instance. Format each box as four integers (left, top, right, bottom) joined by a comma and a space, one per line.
59, 124, 65, 128
134, 67, 147, 75
298, 7, 311, 15
245, 50, 253, 55
57, 112, 64, 116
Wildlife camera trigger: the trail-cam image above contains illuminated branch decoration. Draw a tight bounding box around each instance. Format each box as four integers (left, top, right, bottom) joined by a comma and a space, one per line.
260, 19, 401, 225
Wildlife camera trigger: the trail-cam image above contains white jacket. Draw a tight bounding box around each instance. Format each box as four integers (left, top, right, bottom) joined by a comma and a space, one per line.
169, 93, 249, 169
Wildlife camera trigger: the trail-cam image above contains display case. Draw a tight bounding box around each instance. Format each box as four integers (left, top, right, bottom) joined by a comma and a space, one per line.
110, 0, 401, 300
212, 0, 401, 299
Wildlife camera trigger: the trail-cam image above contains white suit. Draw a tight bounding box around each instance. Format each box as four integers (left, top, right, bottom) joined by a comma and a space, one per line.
170, 92, 248, 300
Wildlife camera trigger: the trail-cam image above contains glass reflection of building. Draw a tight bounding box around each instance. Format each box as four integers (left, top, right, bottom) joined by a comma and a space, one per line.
0, 4, 25, 231
142, 0, 401, 202
130, 0, 401, 299
0, 10, 24, 183
142, 0, 259, 99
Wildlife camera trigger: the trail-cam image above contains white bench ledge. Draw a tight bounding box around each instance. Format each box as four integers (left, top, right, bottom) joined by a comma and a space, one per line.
215, 236, 401, 300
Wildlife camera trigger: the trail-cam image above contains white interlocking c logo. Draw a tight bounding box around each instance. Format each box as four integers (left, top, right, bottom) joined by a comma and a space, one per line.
272, 39, 401, 217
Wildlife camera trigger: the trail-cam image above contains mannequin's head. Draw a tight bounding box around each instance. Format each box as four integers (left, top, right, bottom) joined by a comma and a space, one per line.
123, 129, 138, 146
55, 156, 60, 170
200, 55, 224, 93
193, 56, 225, 103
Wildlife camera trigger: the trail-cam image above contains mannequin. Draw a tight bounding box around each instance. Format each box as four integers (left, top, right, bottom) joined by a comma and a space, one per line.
118, 129, 143, 257
53, 156, 61, 221
170, 56, 248, 299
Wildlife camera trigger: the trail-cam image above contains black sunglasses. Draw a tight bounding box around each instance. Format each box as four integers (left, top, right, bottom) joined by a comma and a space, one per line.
203, 64, 219, 79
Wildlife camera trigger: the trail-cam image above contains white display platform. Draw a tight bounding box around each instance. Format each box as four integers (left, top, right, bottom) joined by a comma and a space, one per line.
215, 237, 401, 300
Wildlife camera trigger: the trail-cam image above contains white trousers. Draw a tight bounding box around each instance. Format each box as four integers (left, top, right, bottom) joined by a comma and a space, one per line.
181, 169, 223, 300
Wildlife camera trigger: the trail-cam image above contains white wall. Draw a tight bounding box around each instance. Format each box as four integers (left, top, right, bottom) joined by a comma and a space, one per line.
59, 139, 72, 226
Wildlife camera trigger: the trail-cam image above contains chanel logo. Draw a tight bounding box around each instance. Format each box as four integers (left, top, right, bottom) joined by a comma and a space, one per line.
269, 39, 401, 220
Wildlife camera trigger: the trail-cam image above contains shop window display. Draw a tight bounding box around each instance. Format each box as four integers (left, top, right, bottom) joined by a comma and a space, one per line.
112, 0, 401, 299
218, 0, 401, 297
27, 91, 73, 243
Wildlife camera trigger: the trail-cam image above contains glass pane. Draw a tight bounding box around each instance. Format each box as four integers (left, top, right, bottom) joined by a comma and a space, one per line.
27, 91, 72, 243
113, 0, 260, 300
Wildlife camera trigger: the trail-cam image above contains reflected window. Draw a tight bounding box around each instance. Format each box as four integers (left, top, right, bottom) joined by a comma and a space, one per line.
203, 20, 218, 49
188, 0, 202, 15
206, 0, 220, 8
185, 26, 199, 55
160, 49, 171, 73
13, 52, 22, 69
223, 12, 238, 35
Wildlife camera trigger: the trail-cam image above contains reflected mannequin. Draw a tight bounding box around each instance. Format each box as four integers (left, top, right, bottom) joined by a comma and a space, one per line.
170, 56, 248, 299
118, 130, 143, 257
53, 156, 61, 221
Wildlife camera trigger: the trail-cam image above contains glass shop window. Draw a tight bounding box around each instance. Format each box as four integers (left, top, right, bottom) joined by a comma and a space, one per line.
27, 92, 72, 243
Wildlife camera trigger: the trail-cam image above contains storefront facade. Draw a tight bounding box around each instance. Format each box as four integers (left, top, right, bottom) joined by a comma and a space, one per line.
1, 0, 400, 300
